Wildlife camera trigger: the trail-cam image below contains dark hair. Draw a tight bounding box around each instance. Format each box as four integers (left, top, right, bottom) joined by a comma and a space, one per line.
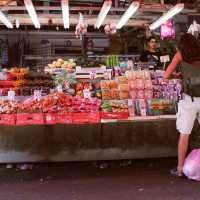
147, 36, 156, 43
178, 33, 200, 63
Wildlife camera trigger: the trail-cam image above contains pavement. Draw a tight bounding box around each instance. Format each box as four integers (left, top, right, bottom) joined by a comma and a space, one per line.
0, 158, 199, 200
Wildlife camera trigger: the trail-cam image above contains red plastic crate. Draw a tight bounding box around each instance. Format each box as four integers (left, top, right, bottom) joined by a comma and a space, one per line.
73, 112, 100, 124
101, 112, 129, 120
56, 113, 73, 124
0, 81, 13, 87
16, 113, 44, 126
0, 114, 16, 125
45, 113, 57, 125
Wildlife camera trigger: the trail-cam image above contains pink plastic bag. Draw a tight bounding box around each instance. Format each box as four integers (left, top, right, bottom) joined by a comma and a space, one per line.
183, 149, 200, 181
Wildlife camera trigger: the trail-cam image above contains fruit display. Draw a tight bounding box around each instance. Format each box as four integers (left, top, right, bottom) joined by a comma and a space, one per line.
18, 93, 73, 113
0, 99, 18, 114
48, 58, 76, 69
77, 58, 105, 68
106, 55, 119, 68
21, 71, 54, 96
75, 81, 102, 99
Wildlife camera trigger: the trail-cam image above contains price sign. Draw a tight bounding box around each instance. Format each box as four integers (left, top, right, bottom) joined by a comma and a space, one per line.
90, 71, 96, 80
8, 90, 15, 101
57, 85, 63, 93
160, 55, 170, 63
34, 90, 42, 100
76, 66, 82, 72
83, 89, 91, 99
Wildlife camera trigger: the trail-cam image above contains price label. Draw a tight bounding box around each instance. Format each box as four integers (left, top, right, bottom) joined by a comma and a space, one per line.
34, 90, 42, 100
8, 90, 15, 101
76, 66, 82, 72
90, 71, 96, 80
57, 85, 63, 93
83, 89, 91, 99
160, 55, 170, 63
50, 89, 55, 94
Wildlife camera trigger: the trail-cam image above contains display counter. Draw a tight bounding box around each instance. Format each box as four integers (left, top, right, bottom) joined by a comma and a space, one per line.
0, 116, 199, 163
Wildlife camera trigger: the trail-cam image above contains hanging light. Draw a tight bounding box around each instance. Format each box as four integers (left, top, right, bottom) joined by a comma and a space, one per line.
149, 3, 184, 30
61, 0, 69, 29
116, 1, 140, 29
95, 0, 112, 29
24, 0, 40, 29
0, 11, 13, 28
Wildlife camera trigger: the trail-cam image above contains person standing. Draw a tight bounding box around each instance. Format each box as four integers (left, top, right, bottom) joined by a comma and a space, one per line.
140, 36, 162, 69
164, 33, 200, 177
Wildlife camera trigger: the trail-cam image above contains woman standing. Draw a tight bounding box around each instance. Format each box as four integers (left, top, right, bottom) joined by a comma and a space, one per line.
164, 33, 200, 177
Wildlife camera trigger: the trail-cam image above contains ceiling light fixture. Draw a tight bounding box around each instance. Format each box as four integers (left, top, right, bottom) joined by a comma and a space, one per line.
149, 3, 184, 30
116, 1, 140, 29
24, 0, 40, 29
0, 11, 13, 28
95, 0, 112, 29
61, 0, 70, 29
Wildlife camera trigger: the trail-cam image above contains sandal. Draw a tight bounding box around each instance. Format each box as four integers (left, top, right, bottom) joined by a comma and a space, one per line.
170, 168, 184, 177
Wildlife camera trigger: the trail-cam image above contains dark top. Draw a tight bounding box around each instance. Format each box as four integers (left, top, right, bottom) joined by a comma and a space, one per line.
140, 50, 162, 69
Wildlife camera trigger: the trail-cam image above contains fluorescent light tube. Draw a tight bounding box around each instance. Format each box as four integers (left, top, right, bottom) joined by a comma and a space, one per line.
117, 1, 140, 29
95, 0, 112, 29
61, 0, 69, 29
24, 0, 40, 29
149, 3, 184, 30
0, 11, 13, 28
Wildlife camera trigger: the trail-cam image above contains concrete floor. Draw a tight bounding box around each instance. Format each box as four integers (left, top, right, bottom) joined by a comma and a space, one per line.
0, 158, 199, 200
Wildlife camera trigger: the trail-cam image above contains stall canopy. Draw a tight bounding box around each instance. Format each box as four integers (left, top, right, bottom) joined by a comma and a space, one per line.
0, 0, 197, 30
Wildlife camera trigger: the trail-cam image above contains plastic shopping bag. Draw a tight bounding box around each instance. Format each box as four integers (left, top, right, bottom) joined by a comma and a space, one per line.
183, 149, 200, 181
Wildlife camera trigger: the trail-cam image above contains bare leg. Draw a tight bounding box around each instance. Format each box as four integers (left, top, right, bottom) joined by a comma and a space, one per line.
178, 133, 190, 173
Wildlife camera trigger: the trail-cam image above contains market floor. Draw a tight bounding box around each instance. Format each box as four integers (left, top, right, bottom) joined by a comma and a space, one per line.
0, 158, 199, 200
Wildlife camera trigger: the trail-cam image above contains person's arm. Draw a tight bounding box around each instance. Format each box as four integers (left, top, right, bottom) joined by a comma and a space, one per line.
164, 52, 182, 79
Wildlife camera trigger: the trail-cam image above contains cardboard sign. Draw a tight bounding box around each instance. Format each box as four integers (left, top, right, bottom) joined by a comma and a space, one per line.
8, 90, 15, 101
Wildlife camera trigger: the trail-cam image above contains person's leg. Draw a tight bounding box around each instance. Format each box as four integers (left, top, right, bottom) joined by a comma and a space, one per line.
177, 133, 190, 174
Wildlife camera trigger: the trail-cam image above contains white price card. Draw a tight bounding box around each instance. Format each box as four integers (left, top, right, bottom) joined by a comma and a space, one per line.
76, 66, 82, 72
90, 71, 96, 80
8, 90, 15, 101
83, 89, 91, 99
160, 55, 170, 63
57, 85, 63, 93
34, 90, 42, 100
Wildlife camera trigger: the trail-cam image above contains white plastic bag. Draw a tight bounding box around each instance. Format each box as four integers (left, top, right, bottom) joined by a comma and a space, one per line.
183, 149, 200, 181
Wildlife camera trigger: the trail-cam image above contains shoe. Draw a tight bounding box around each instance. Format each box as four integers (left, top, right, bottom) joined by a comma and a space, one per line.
170, 168, 184, 177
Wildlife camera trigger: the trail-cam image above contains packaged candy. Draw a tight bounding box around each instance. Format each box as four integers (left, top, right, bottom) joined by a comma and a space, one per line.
136, 79, 145, 90
129, 90, 137, 100
128, 80, 136, 90
110, 89, 119, 99
118, 83, 129, 91
144, 90, 153, 99
137, 90, 145, 99
119, 91, 129, 99
102, 90, 111, 100
144, 80, 153, 90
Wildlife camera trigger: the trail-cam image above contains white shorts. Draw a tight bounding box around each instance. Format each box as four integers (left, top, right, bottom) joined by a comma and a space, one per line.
176, 94, 200, 135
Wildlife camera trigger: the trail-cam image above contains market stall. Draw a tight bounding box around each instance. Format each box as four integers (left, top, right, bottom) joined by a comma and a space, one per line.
0, 0, 199, 163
